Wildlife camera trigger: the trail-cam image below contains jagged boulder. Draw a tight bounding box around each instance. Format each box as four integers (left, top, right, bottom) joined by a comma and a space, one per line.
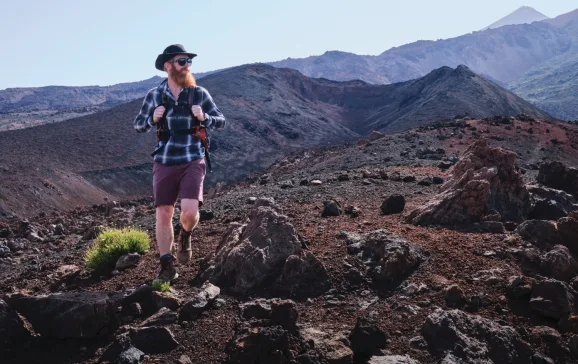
275, 252, 332, 298
197, 199, 329, 296
537, 161, 578, 199
529, 199, 570, 221
300, 327, 353, 364
101, 326, 179, 361
348, 316, 387, 357
226, 324, 306, 364
381, 195, 406, 215
423, 309, 535, 363
527, 185, 578, 219
406, 139, 531, 225
6, 291, 124, 338
514, 220, 559, 250
128, 326, 179, 354
228, 298, 356, 364
226, 299, 310, 363
340, 230, 425, 292
530, 279, 577, 320
179, 282, 221, 321
540, 245, 578, 281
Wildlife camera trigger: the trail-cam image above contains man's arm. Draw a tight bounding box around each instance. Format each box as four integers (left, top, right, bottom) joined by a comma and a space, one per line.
134, 90, 157, 133
200, 87, 226, 131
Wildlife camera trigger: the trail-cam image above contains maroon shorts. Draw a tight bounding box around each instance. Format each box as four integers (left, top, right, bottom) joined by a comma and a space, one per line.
153, 159, 206, 207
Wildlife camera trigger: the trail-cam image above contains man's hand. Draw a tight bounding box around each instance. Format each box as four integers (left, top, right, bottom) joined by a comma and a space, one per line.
191, 105, 205, 122
153, 106, 166, 124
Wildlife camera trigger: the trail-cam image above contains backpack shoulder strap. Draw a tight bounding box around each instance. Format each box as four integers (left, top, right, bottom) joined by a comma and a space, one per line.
188, 86, 200, 106
158, 91, 171, 130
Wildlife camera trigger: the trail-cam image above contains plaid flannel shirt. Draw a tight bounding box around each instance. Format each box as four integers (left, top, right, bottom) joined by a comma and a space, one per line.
134, 79, 226, 165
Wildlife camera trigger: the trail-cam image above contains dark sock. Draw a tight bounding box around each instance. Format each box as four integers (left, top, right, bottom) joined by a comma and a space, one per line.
160, 253, 172, 260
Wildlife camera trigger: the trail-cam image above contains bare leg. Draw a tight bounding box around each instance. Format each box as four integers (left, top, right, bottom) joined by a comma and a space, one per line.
156, 205, 175, 256
180, 199, 200, 232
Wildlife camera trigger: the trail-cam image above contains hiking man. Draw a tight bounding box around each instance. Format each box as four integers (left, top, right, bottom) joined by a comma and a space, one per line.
134, 44, 226, 284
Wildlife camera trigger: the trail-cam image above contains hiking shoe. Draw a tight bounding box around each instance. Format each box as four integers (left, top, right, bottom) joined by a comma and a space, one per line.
152, 255, 178, 285
176, 227, 192, 264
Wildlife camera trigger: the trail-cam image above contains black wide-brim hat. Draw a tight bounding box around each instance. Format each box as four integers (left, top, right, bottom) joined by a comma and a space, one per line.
155, 44, 197, 71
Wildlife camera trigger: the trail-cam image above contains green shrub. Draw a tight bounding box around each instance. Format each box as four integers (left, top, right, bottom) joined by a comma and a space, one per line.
152, 281, 171, 292
85, 227, 150, 271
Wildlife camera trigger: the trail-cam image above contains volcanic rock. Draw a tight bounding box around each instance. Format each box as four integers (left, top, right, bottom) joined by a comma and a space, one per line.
198, 199, 327, 296
226, 299, 307, 363
530, 279, 577, 320
507, 276, 533, 300
340, 230, 425, 292
537, 161, 578, 199
303, 328, 353, 363
139, 307, 177, 327
540, 245, 577, 281
179, 282, 221, 321
515, 220, 559, 250
422, 309, 534, 363
529, 199, 570, 221
322, 200, 342, 217
407, 139, 531, 225
128, 326, 180, 354
6, 291, 124, 338
348, 316, 387, 357
527, 185, 578, 216
275, 252, 332, 298
381, 195, 406, 215
115, 253, 141, 270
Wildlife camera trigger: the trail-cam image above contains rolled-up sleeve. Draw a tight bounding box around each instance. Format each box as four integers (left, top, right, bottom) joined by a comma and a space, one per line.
200, 87, 226, 131
134, 89, 157, 133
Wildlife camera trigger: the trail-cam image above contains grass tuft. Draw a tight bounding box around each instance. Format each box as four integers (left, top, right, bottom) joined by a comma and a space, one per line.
85, 227, 149, 272
152, 281, 171, 292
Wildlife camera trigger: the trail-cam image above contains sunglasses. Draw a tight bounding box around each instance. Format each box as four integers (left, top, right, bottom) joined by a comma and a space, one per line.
168, 57, 193, 66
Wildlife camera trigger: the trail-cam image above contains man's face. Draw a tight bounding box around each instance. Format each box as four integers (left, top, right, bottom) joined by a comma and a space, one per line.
165, 54, 195, 87
167, 54, 191, 71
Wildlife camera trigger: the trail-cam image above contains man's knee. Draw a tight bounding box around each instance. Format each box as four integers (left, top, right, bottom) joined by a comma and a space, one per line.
156, 205, 174, 223
180, 199, 199, 224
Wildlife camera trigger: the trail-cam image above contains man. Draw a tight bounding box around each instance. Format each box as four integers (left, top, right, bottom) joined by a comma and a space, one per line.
134, 44, 226, 284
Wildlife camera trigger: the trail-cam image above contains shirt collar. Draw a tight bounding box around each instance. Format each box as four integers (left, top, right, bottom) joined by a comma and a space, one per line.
159, 78, 191, 101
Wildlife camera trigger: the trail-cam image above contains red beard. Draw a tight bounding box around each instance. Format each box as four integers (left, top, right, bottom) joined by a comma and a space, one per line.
168, 64, 196, 88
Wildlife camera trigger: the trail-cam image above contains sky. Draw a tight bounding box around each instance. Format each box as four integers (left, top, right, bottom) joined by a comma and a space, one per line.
1, 0, 576, 90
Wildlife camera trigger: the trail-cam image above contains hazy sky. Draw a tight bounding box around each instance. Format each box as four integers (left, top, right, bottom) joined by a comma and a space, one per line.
1, 0, 576, 89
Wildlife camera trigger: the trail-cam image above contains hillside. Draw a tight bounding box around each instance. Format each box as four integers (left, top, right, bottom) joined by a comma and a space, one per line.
1, 117, 578, 363
510, 9, 578, 120
0, 64, 551, 218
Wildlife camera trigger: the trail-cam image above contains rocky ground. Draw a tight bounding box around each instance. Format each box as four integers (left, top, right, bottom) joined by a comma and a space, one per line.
1, 116, 578, 364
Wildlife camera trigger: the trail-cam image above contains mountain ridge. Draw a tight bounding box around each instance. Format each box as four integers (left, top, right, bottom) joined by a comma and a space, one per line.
0, 63, 550, 218
482, 6, 550, 30
1, 8, 576, 127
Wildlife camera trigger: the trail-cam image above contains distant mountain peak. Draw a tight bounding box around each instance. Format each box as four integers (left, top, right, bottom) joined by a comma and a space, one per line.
483, 6, 550, 30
